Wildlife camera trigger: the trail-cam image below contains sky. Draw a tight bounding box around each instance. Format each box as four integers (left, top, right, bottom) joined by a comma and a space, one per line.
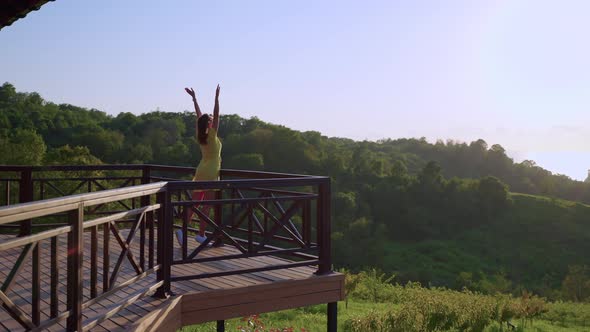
1, 0, 589, 180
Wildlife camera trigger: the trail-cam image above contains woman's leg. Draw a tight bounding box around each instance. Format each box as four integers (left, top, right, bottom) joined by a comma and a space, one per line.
179, 190, 216, 245
187, 190, 215, 238
199, 191, 216, 237
186, 191, 206, 224
187, 191, 206, 221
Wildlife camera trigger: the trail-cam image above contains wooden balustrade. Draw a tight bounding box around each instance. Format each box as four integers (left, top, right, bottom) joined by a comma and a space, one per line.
0, 165, 334, 331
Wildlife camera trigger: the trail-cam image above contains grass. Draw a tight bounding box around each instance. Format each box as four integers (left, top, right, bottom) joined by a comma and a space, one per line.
178, 299, 590, 332
486, 320, 590, 332
178, 300, 391, 331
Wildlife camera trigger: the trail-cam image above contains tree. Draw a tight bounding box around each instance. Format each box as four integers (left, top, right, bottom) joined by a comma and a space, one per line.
0, 82, 17, 108
339, 268, 362, 309
218, 114, 244, 138
485, 144, 512, 177
227, 153, 264, 170
0, 129, 46, 165
418, 161, 443, 186
478, 176, 510, 220
360, 268, 395, 302
414, 161, 445, 208
335, 191, 357, 216
456, 271, 475, 290
112, 112, 138, 134
161, 141, 190, 165
561, 265, 590, 302
476, 271, 512, 294
119, 143, 153, 163
42, 146, 103, 197
73, 127, 124, 161
44, 145, 102, 165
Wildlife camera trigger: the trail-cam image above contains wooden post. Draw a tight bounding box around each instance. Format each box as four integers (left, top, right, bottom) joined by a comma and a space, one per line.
141, 165, 151, 186
4, 179, 10, 206
327, 302, 337, 332
146, 166, 157, 269
90, 225, 98, 298
32, 242, 40, 325
248, 204, 253, 253
213, 189, 223, 247
317, 178, 332, 275
67, 203, 84, 331
140, 166, 151, 270
303, 200, 311, 247
149, 209, 155, 269
18, 168, 33, 236
103, 221, 110, 292
217, 320, 225, 332
154, 191, 172, 298
50, 237, 59, 318
182, 190, 188, 259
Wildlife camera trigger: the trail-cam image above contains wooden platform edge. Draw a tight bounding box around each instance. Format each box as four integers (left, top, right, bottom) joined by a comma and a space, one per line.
127, 296, 182, 332
128, 272, 344, 331
181, 272, 344, 326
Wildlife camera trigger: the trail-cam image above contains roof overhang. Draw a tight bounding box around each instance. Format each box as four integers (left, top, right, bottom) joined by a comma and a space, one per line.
0, 0, 55, 31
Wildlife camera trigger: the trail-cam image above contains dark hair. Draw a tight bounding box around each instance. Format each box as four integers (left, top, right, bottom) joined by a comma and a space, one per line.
197, 114, 210, 145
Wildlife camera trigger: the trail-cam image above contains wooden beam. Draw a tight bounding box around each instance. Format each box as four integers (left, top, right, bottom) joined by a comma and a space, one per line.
181, 277, 343, 311
66, 203, 84, 331
0, 182, 167, 224
182, 289, 342, 326
127, 296, 182, 332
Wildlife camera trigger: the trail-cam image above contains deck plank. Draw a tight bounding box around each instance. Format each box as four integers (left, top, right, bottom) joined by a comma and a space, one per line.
0, 229, 341, 332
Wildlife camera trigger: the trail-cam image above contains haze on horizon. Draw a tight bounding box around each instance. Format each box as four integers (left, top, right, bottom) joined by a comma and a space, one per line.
1, 0, 589, 180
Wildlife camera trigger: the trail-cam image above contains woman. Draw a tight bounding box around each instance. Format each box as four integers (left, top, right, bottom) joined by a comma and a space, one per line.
177, 84, 222, 246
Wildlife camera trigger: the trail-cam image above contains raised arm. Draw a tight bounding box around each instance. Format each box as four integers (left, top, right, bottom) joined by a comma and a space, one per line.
184, 87, 202, 118
212, 84, 220, 131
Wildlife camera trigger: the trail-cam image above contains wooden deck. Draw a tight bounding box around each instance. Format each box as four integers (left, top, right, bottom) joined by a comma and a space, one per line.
0, 166, 339, 331
0, 231, 344, 332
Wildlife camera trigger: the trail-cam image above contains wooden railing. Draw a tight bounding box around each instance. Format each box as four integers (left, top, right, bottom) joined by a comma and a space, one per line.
0, 182, 166, 331
0, 165, 332, 331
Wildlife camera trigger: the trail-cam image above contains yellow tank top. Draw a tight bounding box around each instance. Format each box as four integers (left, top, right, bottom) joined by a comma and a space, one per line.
193, 128, 222, 181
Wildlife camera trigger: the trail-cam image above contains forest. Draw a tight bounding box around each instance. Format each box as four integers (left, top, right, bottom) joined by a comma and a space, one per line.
1, 82, 590, 303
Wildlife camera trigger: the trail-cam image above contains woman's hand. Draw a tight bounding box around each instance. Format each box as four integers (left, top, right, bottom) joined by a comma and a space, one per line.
212, 84, 220, 130
185, 87, 196, 99
186, 87, 201, 117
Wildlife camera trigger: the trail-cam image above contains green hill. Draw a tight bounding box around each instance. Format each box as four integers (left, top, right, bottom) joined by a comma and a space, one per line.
373, 193, 590, 295
1, 82, 589, 299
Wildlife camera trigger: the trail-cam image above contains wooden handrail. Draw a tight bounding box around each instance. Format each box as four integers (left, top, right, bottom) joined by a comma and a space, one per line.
0, 182, 167, 224
0, 164, 316, 178
220, 168, 315, 179
0, 164, 332, 331
0, 164, 147, 172
166, 177, 328, 191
